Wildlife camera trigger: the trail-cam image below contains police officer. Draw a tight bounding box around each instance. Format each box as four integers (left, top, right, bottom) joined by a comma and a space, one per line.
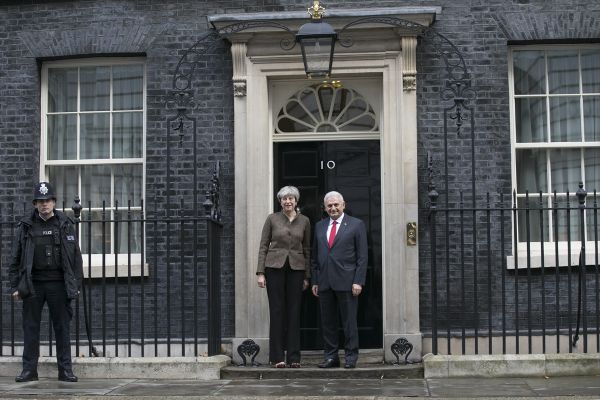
9, 182, 83, 382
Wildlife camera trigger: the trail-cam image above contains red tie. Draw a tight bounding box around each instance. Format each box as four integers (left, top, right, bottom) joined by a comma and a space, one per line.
328, 220, 337, 249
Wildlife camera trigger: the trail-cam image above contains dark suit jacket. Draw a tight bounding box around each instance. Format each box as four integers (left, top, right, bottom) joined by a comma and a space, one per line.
257, 212, 311, 278
311, 214, 368, 291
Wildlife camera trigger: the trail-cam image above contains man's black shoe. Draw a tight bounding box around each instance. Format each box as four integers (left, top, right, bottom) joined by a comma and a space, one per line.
15, 370, 38, 382
344, 362, 356, 369
58, 370, 78, 382
317, 358, 340, 368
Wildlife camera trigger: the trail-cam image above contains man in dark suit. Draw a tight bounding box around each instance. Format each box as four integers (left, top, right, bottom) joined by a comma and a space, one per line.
311, 191, 368, 369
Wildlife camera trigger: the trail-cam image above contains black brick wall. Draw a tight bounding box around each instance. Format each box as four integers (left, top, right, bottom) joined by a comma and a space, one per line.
0, 0, 599, 350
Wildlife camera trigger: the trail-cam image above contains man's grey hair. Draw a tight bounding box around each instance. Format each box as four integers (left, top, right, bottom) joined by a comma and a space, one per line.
277, 185, 300, 202
323, 191, 344, 204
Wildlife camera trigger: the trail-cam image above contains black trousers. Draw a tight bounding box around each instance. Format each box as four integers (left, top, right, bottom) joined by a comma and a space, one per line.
265, 263, 304, 364
318, 289, 359, 364
22, 280, 73, 372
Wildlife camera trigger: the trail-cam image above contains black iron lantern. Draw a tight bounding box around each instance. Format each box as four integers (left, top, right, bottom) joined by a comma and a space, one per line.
296, 1, 337, 78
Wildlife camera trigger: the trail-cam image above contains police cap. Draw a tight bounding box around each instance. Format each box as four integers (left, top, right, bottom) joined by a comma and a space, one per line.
33, 181, 57, 202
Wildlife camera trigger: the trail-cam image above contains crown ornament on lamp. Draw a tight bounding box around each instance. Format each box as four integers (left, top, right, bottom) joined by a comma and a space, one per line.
308, 0, 326, 19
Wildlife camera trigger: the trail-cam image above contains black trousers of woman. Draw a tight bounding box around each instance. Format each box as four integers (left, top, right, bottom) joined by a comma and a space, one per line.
265, 261, 304, 364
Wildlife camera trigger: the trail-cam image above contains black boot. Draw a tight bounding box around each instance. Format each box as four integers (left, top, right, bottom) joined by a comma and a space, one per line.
58, 369, 78, 382
15, 370, 38, 382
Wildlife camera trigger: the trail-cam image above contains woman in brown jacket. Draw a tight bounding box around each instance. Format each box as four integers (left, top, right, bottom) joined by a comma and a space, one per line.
257, 186, 311, 368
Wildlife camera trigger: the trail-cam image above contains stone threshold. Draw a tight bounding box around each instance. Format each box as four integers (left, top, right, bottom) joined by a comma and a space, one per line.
221, 363, 423, 379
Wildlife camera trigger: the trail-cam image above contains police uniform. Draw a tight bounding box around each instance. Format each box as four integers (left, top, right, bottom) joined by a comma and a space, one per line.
8, 182, 83, 383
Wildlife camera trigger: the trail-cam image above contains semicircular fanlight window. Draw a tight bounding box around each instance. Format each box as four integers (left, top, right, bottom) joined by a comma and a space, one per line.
275, 85, 379, 134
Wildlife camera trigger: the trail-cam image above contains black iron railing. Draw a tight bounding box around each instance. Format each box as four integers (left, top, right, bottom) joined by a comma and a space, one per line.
425, 183, 600, 355
0, 196, 223, 358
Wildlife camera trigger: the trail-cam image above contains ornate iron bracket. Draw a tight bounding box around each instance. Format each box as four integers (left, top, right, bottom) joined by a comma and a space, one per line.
426, 151, 439, 213
167, 20, 296, 147
202, 161, 222, 221
337, 16, 477, 136
391, 337, 414, 365
237, 339, 261, 367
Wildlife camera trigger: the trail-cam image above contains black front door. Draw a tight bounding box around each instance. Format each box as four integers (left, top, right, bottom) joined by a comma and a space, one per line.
273, 140, 382, 349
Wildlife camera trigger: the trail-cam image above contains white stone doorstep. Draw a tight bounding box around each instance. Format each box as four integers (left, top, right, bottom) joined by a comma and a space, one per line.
0, 355, 231, 380
423, 353, 600, 378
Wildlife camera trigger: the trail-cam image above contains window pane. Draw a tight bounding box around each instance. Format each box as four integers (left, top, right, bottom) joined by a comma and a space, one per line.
298, 89, 319, 119
114, 211, 142, 254
80, 66, 110, 111
47, 166, 78, 206
516, 149, 547, 193
113, 65, 143, 110
47, 114, 77, 160
517, 196, 549, 242
47, 68, 77, 113
581, 49, 600, 94
114, 164, 142, 207
552, 196, 581, 241
583, 96, 600, 141
548, 50, 579, 94
550, 96, 581, 142
336, 97, 377, 131
81, 165, 111, 207
113, 112, 142, 158
585, 148, 600, 193
81, 113, 109, 159
513, 51, 546, 95
81, 210, 111, 254
515, 97, 547, 142
550, 148, 581, 193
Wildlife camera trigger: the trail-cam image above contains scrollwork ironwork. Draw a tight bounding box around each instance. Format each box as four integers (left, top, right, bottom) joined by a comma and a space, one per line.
337, 16, 476, 127
237, 339, 261, 367
217, 20, 296, 51
338, 16, 427, 49
391, 337, 414, 365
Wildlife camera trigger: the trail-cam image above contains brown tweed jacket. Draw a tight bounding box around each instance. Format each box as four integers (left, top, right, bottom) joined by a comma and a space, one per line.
256, 211, 311, 278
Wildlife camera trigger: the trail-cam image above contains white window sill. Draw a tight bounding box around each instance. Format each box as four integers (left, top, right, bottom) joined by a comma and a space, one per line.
81, 254, 149, 278
507, 242, 599, 269
82, 263, 149, 279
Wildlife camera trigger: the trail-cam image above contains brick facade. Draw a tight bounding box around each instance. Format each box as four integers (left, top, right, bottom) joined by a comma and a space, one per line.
0, 0, 599, 352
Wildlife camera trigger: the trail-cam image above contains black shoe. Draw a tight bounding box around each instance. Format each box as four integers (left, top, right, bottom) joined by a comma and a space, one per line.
344, 362, 356, 369
15, 370, 38, 382
58, 370, 78, 382
317, 358, 340, 368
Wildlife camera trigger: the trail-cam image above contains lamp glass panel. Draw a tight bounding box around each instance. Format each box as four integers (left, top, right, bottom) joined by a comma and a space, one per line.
301, 37, 333, 74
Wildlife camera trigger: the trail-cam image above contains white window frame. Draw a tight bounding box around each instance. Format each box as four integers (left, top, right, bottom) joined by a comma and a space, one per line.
508, 44, 600, 269
40, 57, 147, 277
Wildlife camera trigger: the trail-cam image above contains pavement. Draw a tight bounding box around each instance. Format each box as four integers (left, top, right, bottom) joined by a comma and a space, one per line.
0, 375, 600, 399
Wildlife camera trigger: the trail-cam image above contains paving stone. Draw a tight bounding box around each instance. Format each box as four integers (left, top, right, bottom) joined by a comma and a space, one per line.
525, 376, 600, 397
5, 377, 135, 396
323, 379, 428, 397
109, 379, 227, 396
214, 379, 325, 397
427, 377, 536, 398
